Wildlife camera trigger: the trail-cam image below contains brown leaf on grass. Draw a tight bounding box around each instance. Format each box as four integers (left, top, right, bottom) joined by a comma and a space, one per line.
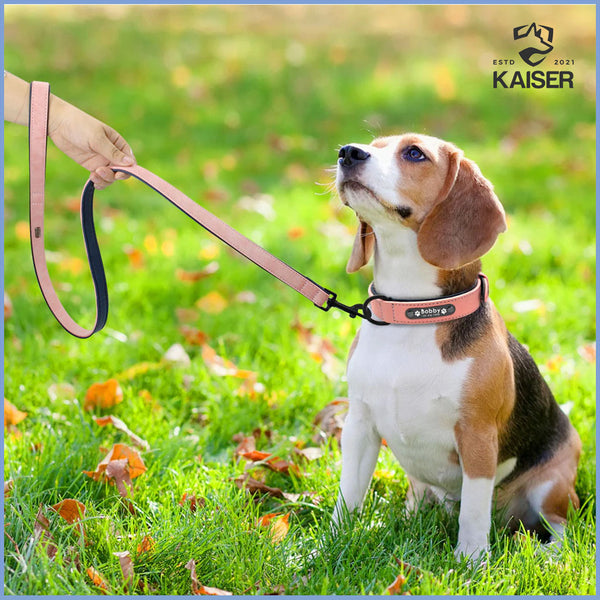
4, 479, 14, 497
233, 473, 284, 499
84, 379, 123, 411
34, 506, 58, 559
124, 247, 144, 270
4, 399, 27, 427
180, 326, 209, 346
239, 451, 301, 477
257, 512, 290, 543
312, 398, 348, 444
292, 318, 343, 381
87, 566, 109, 593
186, 558, 231, 595
294, 447, 324, 461
4, 291, 13, 320
578, 342, 596, 363
387, 573, 408, 595
176, 262, 219, 282
83, 444, 146, 502
51, 499, 86, 538
179, 492, 206, 512
196, 291, 228, 314
113, 550, 134, 590
201, 344, 257, 381
137, 535, 156, 555
234, 436, 256, 457
94, 415, 150, 451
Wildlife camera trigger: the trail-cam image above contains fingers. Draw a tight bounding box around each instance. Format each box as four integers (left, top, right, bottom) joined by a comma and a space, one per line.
91, 166, 131, 190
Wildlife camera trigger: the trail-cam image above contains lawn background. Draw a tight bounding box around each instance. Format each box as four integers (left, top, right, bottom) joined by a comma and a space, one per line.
3, 4, 596, 596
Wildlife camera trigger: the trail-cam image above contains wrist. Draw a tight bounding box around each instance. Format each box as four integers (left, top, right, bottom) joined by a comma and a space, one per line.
47, 94, 70, 136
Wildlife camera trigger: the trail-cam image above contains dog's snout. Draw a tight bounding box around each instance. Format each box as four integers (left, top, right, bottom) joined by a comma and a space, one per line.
338, 145, 371, 168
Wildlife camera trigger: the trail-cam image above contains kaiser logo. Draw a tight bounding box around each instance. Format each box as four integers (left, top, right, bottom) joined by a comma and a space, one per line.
492, 23, 574, 89
513, 23, 554, 66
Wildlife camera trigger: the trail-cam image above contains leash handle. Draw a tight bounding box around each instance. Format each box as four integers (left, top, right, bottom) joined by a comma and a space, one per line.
28, 81, 330, 338
29, 81, 108, 338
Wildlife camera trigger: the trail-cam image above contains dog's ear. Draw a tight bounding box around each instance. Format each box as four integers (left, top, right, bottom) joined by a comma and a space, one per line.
346, 220, 375, 273
417, 151, 506, 270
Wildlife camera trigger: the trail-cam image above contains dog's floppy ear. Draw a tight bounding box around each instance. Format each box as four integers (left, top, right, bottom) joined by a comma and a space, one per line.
346, 220, 375, 273
417, 151, 506, 270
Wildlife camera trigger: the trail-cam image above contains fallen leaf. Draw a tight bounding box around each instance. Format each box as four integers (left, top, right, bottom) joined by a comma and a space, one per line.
124, 246, 144, 270
197, 585, 233, 596
113, 550, 134, 590
258, 512, 290, 543
84, 379, 123, 411
94, 415, 150, 451
578, 342, 596, 364
4, 291, 13, 319
201, 344, 255, 380
234, 436, 256, 457
180, 326, 209, 346
179, 492, 206, 512
233, 473, 284, 499
176, 262, 219, 282
4, 399, 27, 427
51, 499, 86, 531
4, 479, 14, 497
137, 535, 156, 555
240, 451, 301, 477
196, 291, 228, 315
87, 566, 109, 593
33, 505, 58, 559
143, 234, 158, 255
199, 243, 220, 260
312, 398, 348, 444
294, 447, 323, 461
117, 361, 163, 380
287, 227, 305, 240
163, 343, 191, 367
292, 318, 342, 381
59, 255, 85, 275
83, 443, 147, 496
387, 573, 408, 595
186, 558, 200, 594
545, 355, 564, 373
14, 220, 29, 241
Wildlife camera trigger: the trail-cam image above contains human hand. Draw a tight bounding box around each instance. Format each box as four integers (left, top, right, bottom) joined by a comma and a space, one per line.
48, 95, 136, 190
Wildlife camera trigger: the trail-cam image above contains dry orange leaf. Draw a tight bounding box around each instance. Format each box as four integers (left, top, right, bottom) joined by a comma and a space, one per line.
34, 506, 58, 559
4, 291, 13, 320
137, 535, 156, 555
287, 227, 305, 240
578, 342, 596, 364
51, 499, 86, 524
117, 361, 163, 381
87, 566, 109, 593
179, 492, 206, 512
312, 398, 349, 444
387, 573, 408, 595
258, 513, 290, 543
201, 344, 255, 379
180, 326, 209, 347
240, 451, 301, 477
176, 262, 219, 282
292, 318, 342, 381
4, 479, 14, 497
234, 436, 256, 457
14, 220, 29, 241
234, 473, 284, 499
124, 247, 145, 270
4, 399, 27, 427
94, 415, 150, 451
196, 291, 228, 314
113, 550, 134, 589
83, 443, 147, 495
197, 585, 233, 596
84, 379, 123, 411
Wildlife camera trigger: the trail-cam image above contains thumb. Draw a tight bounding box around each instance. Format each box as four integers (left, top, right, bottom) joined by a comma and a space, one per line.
97, 126, 136, 166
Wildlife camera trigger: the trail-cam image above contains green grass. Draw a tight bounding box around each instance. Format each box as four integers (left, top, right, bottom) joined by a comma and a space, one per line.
3, 5, 596, 596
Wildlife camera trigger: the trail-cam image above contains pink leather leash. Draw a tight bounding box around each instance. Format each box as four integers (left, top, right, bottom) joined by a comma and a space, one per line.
28, 81, 489, 337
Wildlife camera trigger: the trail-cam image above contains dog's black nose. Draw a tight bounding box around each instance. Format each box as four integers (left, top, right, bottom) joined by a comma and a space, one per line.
338, 145, 371, 168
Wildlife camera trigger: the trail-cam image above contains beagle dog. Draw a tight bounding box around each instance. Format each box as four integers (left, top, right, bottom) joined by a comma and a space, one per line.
333, 133, 581, 560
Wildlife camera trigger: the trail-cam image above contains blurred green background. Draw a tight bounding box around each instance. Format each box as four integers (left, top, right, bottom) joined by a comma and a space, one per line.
3, 4, 596, 596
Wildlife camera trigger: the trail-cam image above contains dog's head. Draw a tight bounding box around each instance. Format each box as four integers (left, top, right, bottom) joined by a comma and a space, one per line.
336, 133, 507, 273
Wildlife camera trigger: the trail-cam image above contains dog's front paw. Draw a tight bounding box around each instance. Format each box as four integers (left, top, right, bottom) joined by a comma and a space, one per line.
454, 538, 489, 564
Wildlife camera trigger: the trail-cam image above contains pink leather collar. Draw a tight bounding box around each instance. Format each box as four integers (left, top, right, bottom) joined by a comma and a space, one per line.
366, 273, 489, 325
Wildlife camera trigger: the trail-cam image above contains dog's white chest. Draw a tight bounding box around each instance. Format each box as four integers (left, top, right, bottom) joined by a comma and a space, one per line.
347, 323, 472, 496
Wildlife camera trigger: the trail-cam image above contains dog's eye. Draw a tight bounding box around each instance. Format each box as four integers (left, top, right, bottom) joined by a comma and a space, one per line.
403, 146, 427, 162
